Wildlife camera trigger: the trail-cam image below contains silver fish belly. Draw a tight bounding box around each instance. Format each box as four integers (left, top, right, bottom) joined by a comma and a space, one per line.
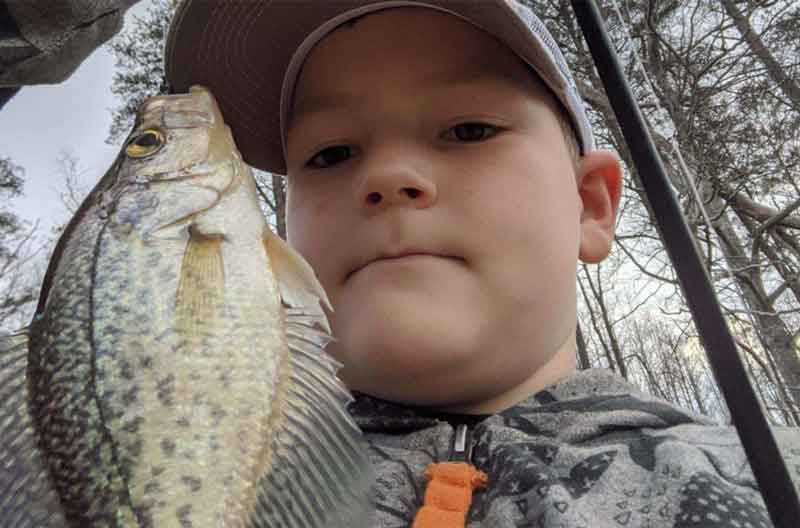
0, 86, 372, 527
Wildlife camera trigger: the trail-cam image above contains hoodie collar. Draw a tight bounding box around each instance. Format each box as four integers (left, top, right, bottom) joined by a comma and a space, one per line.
349, 369, 714, 435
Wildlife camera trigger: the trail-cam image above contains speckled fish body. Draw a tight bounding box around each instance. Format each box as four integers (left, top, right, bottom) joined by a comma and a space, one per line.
0, 86, 372, 527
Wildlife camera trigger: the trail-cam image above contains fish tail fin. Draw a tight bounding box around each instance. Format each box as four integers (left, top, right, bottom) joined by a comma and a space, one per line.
0, 330, 68, 527
259, 231, 374, 527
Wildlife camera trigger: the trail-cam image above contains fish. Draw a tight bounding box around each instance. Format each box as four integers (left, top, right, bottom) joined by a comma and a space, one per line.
0, 85, 373, 527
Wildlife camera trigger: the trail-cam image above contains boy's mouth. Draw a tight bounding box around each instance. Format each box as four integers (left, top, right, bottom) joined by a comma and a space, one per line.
346, 249, 463, 281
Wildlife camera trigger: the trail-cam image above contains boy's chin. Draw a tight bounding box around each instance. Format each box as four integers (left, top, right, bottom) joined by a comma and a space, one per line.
333, 266, 484, 346
328, 291, 494, 404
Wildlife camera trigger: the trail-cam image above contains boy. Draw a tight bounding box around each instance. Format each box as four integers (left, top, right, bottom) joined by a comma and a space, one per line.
165, 1, 799, 526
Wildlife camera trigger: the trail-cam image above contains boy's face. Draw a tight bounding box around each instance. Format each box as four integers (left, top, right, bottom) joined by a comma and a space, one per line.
285, 8, 618, 411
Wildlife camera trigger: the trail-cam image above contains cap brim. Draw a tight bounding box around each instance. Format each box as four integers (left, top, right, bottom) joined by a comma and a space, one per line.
165, 0, 573, 175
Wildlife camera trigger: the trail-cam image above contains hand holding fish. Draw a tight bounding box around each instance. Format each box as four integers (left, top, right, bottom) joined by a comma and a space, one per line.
0, 86, 373, 527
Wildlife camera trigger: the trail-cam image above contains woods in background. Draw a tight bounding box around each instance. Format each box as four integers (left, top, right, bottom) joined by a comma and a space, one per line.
542, 0, 800, 425
0, 157, 41, 332
3, 0, 798, 426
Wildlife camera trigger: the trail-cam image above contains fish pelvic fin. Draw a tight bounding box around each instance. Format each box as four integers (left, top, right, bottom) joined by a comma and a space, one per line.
175, 227, 225, 341
0, 330, 68, 527
254, 231, 374, 527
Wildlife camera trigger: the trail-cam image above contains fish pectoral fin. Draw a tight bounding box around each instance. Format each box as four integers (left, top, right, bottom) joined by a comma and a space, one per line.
0, 330, 69, 527
175, 227, 225, 338
263, 229, 332, 314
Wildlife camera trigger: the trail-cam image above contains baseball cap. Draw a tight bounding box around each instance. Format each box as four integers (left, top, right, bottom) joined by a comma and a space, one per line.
165, 0, 594, 175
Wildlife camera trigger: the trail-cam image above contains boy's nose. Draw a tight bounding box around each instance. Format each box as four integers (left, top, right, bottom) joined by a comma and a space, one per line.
357, 165, 437, 211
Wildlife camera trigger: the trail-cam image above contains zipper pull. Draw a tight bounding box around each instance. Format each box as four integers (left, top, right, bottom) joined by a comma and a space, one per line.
413, 423, 487, 528
452, 423, 473, 462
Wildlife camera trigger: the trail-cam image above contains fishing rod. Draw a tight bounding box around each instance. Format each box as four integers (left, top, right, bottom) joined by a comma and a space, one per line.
568, 2, 800, 527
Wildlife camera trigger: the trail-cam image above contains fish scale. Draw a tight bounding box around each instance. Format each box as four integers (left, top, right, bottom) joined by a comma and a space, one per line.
90, 218, 181, 526
0, 86, 373, 527
89, 202, 285, 526
27, 193, 135, 526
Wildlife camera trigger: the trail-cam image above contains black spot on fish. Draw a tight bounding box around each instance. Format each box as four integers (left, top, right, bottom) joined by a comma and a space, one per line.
129, 437, 144, 458
137, 287, 150, 306
133, 504, 154, 528
177, 504, 193, 528
161, 438, 176, 457
157, 373, 175, 406
99, 324, 122, 340
181, 476, 202, 493
152, 465, 165, 477
218, 369, 231, 388
176, 416, 190, 428
122, 385, 139, 405
119, 360, 135, 380
144, 481, 160, 494
210, 406, 227, 426
155, 328, 176, 343
140, 355, 153, 369
127, 339, 145, 354
122, 416, 144, 434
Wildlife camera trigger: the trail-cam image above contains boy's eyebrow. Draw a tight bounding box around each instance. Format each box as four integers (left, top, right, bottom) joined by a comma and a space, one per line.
291, 91, 361, 122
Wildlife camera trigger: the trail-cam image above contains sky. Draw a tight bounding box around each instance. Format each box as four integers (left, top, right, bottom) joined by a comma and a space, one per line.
1, 1, 152, 234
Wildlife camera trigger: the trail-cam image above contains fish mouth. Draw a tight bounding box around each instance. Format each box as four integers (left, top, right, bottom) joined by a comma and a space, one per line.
346, 251, 464, 282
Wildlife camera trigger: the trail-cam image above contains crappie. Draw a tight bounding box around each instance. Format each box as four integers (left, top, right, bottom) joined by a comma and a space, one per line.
0, 86, 372, 527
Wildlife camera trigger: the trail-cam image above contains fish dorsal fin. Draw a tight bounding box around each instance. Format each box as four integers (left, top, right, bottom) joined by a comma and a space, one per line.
258, 231, 374, 527
0, 331, 68, 527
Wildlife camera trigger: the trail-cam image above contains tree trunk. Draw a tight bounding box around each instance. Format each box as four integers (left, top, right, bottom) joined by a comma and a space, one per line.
712, 209, 800, 404
272, 174, 287, 240
732, 206, 800, 307
578, 275, 616, 372
576, 321, 591, 370
581, 264, 627, 378
721, 0, 800, 111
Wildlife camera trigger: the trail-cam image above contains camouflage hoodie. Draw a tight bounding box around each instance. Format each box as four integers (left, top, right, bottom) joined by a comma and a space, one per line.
349, 368, 800, 527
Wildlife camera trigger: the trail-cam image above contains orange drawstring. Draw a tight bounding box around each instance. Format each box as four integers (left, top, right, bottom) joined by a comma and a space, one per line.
411, 462, 488, 528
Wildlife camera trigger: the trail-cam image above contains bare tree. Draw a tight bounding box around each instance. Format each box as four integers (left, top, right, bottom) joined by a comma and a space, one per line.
532, 0, 800, 423
0, 156, 44, 332
55, 150, 90, 215
721, 0, 800, 112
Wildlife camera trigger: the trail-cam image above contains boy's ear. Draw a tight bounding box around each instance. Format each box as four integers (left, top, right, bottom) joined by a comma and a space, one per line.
576, 150, 622, 263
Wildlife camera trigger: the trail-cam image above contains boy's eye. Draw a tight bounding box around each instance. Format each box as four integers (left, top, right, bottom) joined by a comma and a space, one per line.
445, 122, 501, 142
306, 145, 352, 169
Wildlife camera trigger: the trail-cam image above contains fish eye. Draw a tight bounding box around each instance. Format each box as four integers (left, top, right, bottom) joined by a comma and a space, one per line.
126, 129, 165, 158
